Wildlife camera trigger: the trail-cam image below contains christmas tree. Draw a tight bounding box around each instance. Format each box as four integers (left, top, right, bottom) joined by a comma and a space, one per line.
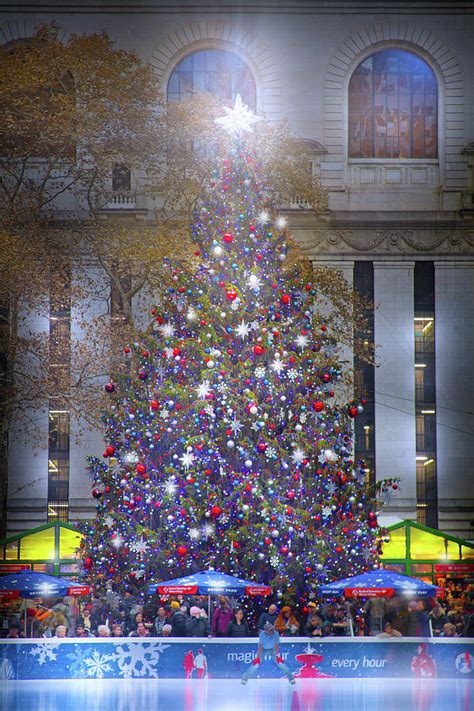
81, 97, 388, 601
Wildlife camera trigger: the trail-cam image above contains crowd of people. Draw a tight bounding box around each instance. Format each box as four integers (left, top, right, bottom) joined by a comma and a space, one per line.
1, 581, 473, 639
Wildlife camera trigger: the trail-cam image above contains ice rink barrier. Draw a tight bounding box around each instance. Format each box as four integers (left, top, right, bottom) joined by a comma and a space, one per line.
1, 637, 473, 680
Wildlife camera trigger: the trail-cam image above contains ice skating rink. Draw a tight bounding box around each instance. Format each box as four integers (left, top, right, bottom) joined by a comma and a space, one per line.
1, 677, 472, 711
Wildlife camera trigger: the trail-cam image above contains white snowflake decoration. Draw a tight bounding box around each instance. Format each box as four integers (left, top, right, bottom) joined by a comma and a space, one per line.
160, 408, 170, 420
254, 366, 266, 379
265, 446, 277, 460
270, 555, 280, 568
286, 369, 299, 382
322, 506, 332, 518
104, 515, 115, 528
129, 537, 150, 556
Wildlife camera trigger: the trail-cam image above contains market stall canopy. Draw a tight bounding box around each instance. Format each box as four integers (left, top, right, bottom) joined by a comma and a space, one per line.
148, 569, 271, 597
0, 570, 90, 600
318, 569, 441, 598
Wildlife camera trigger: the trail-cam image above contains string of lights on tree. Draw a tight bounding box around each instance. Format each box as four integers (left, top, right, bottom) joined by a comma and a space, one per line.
80, 96, 399, 602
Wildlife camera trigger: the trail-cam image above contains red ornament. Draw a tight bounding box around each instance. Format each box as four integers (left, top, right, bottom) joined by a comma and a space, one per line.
172, 347, 181, 357
286, 490, 296, 500
253, 345, 264, 356
264, 537, 271, 545
142, 350, 149, 358
312, 401, 324, 412
124, 346, 131, 354
104, 383, 115, 393
321, 373, 331, 383
210, 505, 222, 518
348, 406, 358, 418
177, 546, 188, 557
84, 557, 92, 568
138, 371, 147, 381
257, 442, 267, 452
226, 290, 238, 301
280, 546, 289, 556
281, 294, 290, 305
223, 232, 233, 243
151, 400, 159, 411
136, 464, 146, 475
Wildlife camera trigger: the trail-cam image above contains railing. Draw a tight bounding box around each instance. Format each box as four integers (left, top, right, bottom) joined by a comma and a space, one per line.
102, 192, 137, 210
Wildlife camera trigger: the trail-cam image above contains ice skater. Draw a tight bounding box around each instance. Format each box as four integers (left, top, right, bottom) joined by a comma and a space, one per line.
241, 621, 295, 685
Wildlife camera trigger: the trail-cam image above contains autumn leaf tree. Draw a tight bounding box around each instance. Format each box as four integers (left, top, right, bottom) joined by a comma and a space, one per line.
0, 24, 369, 540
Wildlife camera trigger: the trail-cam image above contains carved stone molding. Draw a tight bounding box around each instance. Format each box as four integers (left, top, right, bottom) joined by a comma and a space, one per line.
306, 228, 474, 256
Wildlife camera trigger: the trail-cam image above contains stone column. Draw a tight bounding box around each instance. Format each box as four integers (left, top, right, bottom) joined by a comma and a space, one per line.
434, 260, 474, 538
374, 261, 417, 523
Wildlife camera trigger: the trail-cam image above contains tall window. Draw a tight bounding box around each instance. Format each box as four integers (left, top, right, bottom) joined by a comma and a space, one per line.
349, 49, 437, 159
414, 262, 437, 528
167, 49, 256, 108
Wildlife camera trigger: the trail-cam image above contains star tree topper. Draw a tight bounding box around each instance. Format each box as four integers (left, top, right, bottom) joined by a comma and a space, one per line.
214, 94, 261, 136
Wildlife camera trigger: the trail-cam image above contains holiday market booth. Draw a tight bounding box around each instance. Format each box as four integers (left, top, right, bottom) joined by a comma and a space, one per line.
0, 522, 84, 579
381, 520, 474, 590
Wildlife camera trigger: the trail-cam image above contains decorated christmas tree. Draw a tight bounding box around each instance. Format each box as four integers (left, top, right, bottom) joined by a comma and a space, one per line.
81, 98, 389, 601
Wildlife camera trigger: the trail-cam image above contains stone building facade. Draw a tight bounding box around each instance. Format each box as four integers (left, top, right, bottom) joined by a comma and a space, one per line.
2, 2, 473, 539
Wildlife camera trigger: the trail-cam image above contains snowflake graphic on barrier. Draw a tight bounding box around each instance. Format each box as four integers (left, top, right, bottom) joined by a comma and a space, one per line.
30, 641, 61, 665
84, 649, 115, 679
114, 641, 170, 678
0, 658, 14, 680
66, 645, 94, 676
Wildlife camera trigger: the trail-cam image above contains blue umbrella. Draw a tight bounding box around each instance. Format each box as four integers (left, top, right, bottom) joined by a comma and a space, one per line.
0, 570, 90, 599
0, 570, 90, 637
318, 568, 440, 598
148, 569, 271, 597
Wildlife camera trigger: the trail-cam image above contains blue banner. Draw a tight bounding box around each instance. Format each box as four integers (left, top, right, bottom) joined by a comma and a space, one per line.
1, 638, 473, 680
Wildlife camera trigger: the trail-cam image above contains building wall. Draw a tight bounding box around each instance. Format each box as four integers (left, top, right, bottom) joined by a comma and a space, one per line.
2, 2, 473, 538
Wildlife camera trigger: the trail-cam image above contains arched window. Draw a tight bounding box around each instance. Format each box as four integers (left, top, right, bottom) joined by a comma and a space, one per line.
167, 49, 256, 108
348, 49, 437, 159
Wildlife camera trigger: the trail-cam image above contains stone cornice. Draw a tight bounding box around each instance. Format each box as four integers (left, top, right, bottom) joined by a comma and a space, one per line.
293, 226, 474, 257
2, 1, 473, 14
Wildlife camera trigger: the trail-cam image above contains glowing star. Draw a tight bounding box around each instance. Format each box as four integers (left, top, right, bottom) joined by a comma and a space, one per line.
295, 334, 309, 349
111, 534, 125, 549
291, 447, 307, 465
270, 356, 286, 375
275, 216, 287, 229
186, 307, 197, 321
259, 210, 270, 224
196, 379, 212, 399
236, 320, 251, 339
159, 322, 176, 338
247, 274, 262, 291
189, 528, 200, 540
230, 419, 243, 435
214, 94, 262, 136
164, 478, 177, 495
202, 523, 214, 538
179, 450, 196, 470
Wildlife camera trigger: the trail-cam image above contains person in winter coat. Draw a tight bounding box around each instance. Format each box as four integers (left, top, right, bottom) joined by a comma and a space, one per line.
227, 608, 250, 637
212, 596, 234, 637
275, 606, 300, 637
171, 605, 188, 636
186, 606, 210, 637
257, 604, 278, 631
